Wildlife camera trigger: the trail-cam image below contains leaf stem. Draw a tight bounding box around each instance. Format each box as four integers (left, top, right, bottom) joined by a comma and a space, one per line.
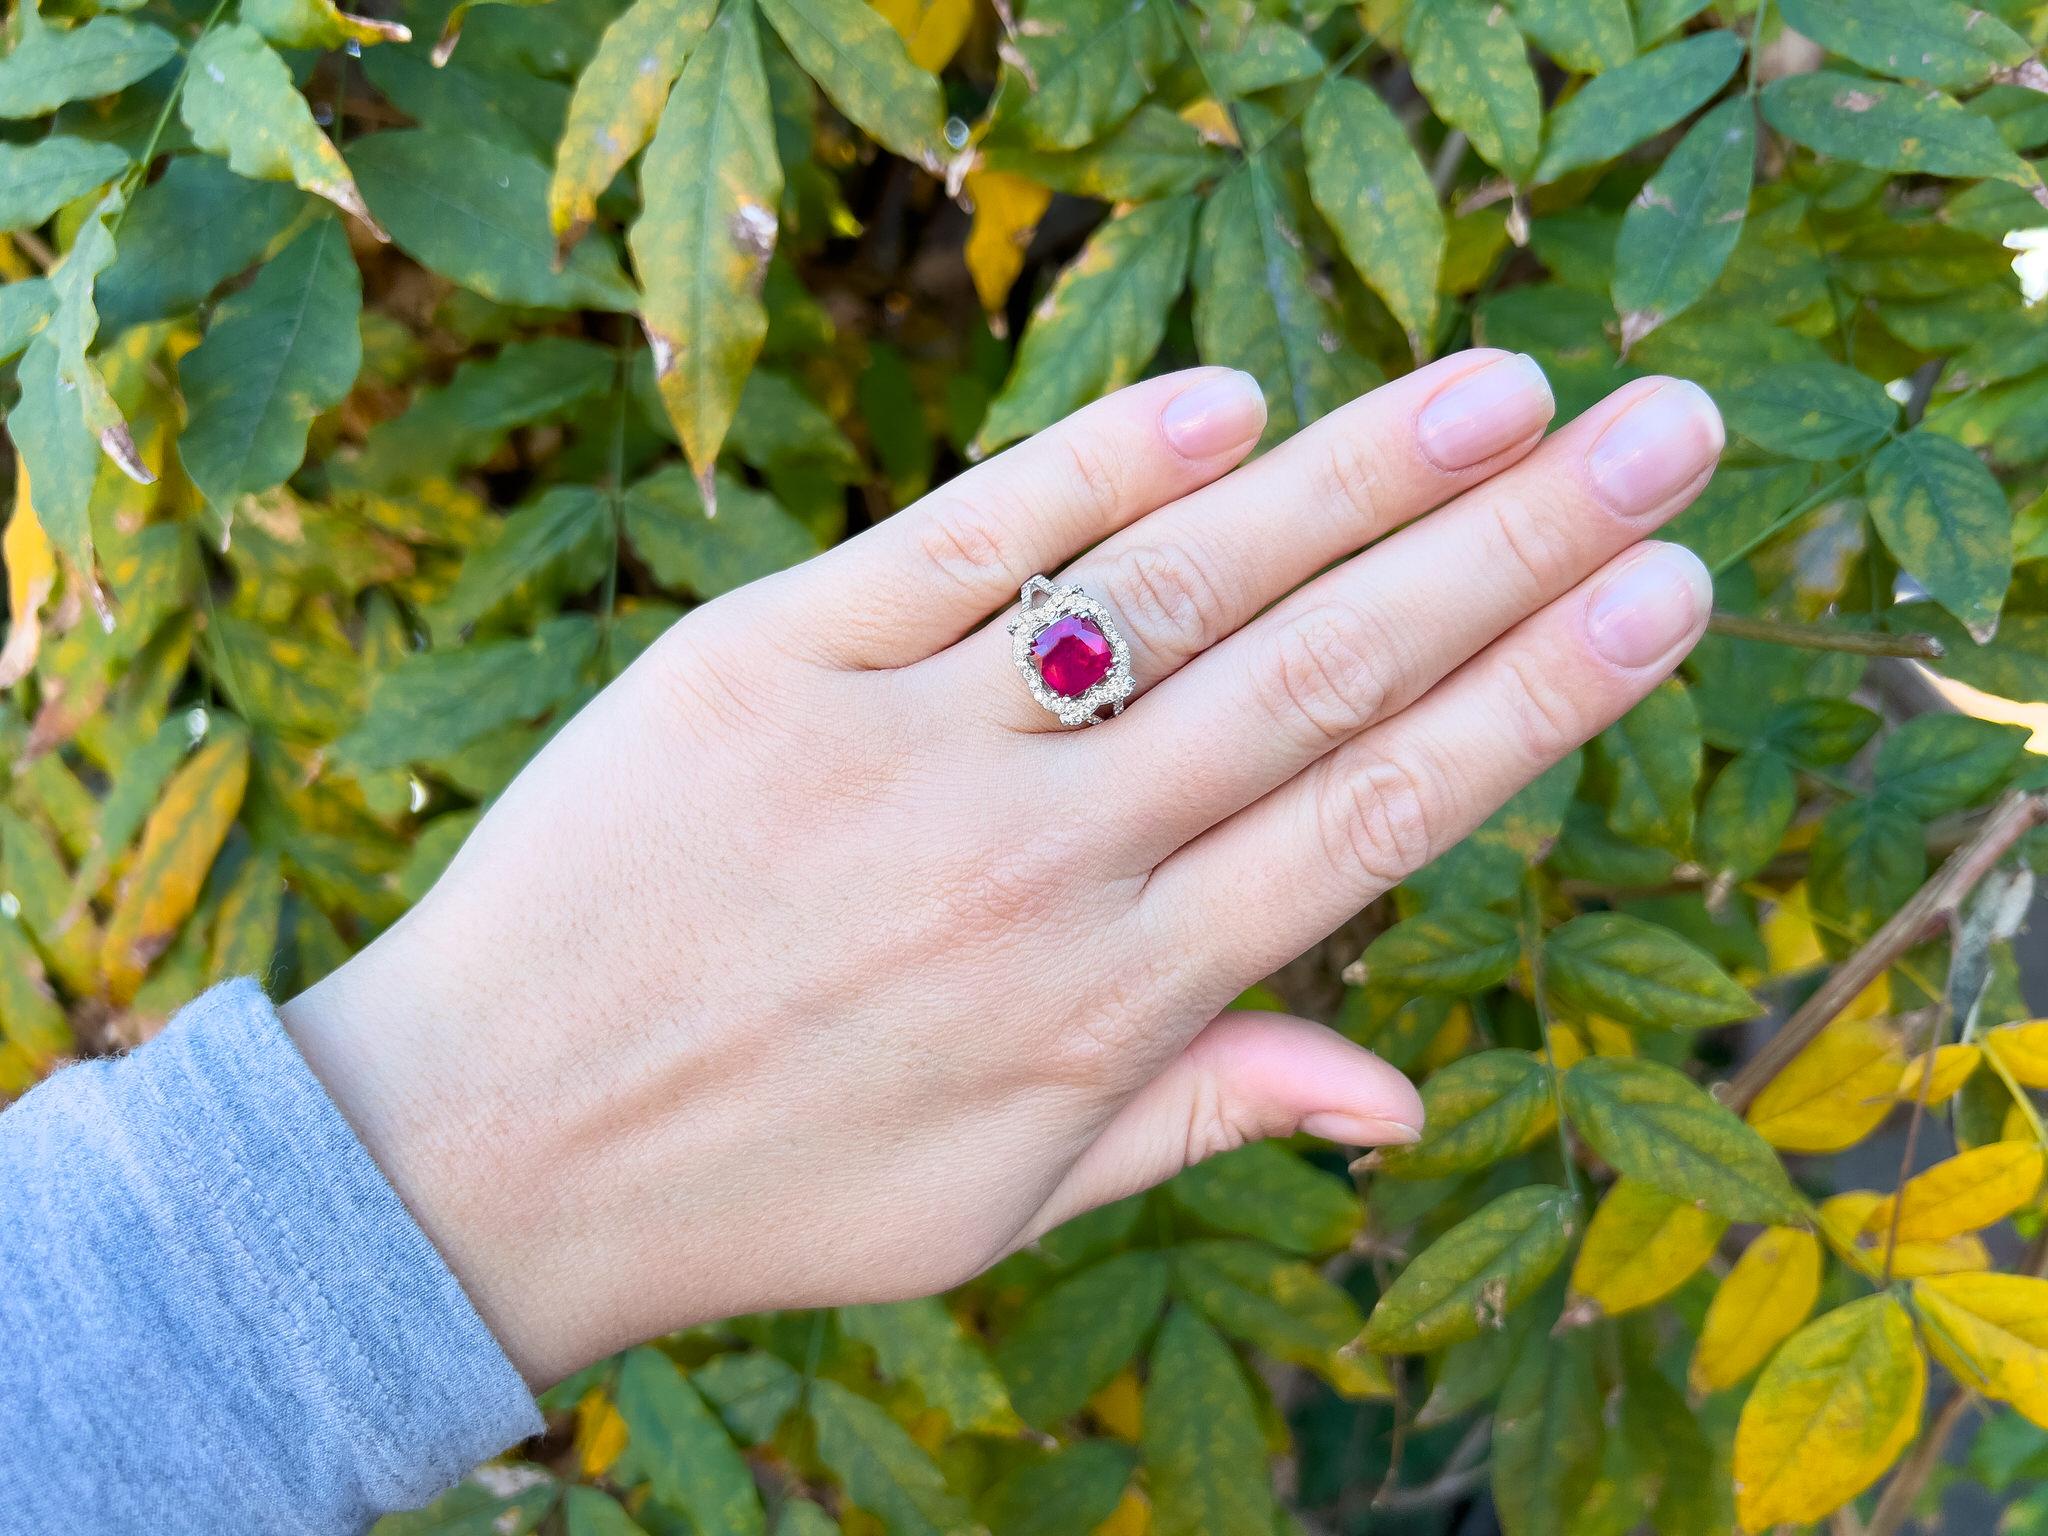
1705, 612, 1946, 659
1521, 876, 1581, 1205
110, 0, 234, 239
1708, 452, 1880, 578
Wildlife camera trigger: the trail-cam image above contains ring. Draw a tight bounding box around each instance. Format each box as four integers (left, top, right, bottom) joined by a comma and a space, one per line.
1009, 575, 1135, 726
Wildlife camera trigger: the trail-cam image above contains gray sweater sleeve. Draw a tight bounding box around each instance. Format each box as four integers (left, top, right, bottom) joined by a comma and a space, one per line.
0, 977, 543, 1533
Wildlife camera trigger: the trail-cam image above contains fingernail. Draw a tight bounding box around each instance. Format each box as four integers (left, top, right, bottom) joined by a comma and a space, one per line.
1587, 379, 1725, 515
1586, 543, 1713, 668
1161, 370, 1266, 458
1416, 352, 1555, 469
1301, 1111, 1422, 1146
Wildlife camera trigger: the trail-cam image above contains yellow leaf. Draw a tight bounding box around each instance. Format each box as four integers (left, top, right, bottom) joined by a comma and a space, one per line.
1761, 881, 1826, 974
1818, 1190, 1992, 1277
1912, 1273, 2048, 1428
1569, 1177, 1725, 1317
1896, 1042, 1981, 1105
1985, 1019, 2048, 1088
1866, 1142, 2044, 1243
0, 456, 57, 689
1733, 1295, 1926, 1532
1583, 1014, 1636, 1057
99, 725, 250, 1005
1179, 97, 1239, 148
1690, 1226, 1822, 1394
1546, 1021, 1588, 1071
1088, 1366, 1144, 1442
1093, 1488, 1150, 1536
871, 0, 972, 73
1330, 1339, 1395, 1399
1746, 1013, 1902, 1153
1838, 973, 1891, 1022
963, 170, 1052, 325
573, 1386, 628, 1477
1414, 1001, 1474, 1075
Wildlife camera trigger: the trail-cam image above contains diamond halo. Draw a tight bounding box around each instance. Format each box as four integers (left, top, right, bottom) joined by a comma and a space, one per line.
1007, 575, 1135, 726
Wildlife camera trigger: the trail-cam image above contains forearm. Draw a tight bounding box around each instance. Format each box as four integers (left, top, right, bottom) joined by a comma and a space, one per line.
0, 979, 539, 1534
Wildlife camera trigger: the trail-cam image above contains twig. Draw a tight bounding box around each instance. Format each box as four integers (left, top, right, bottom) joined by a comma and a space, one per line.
1429, 130, 1469, 197
1864, 1391, 1974, 1536
1721, 791, 2048, 1114
1372, 1418, 1492, 1514
1706, 612, 1945, 660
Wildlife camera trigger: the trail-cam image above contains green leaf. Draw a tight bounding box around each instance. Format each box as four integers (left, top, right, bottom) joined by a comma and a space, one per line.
1776, 0, 2032, 89
1612, 98, 1756, 348
0, 276, 52, 364
178, 214, 363, 510
1172, 1240, 1376, 1396
1590, 678, 1701, 854
180, 25, 383, 236
758, 0, 945, 166
0, 10, 178, 119
548, 0, 719, 247
613, 1348, 766, 1536
1543, 912, 1757, 1029
96, 155, 306, 332
1697, 750, 1796, 881
981, 1443, 1134, 1536
350, 128, 636, 312
1874, 714, 2029, 819
839, 1297, 1022, 1435
975, 195, 1196, 452
774, 1501, 842, 1536
1492, 1326, 1606, 1536
1404, 752, 1582, 908
338, 616, 599, 770
1304, 76, 1443, 356
623, 468, 819, 599
1508, 0, 1632, 74
1561, 1057, 1806, 1222
374, 1479, 560, 1535
1720, 358, 1898, 460
808, 1378, 970, 1536
980, 103, 1221, 202
1002, 0, 1180, 152
1193, 162, 1376, 445
0, 135, 129, 233
1377, 1049, 1555, 1180
242, 0, 411, 50
1536, 31, 1744, 185
431, 486, 612, 635
996, 1250, 1169, 1426
1762, 697, 1881, 767
1761, 71, 2038, 185
692, 1352, 804, 1444
1358, 908, 1521, 994
630, 0, 781, 487
1634, 0, 1713, 42
563, 1487, 649, 1536
1361, 1186, 1578, 1353
1142, 1307, 1274, 1536
1166, 1141, 1360, 1256
1810, 797, 1925, 953
1408, 0, 1543, 182
1866, 429, 2012, 643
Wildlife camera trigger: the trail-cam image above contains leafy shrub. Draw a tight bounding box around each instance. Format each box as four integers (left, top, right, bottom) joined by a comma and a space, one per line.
6, 0, 2048, 1529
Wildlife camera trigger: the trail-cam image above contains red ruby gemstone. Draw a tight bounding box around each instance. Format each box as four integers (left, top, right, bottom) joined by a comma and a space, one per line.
1032, 614, 1113, 697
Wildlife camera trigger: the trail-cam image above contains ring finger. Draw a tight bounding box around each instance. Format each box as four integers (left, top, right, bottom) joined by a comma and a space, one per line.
942, 349, 1558, 731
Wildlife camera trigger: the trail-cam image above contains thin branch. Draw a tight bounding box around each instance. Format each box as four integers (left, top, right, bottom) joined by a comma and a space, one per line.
1721, 791, 2048, 1114
1706, 612, 1946, 660
1864, 1391, 1974, 1536
1372, 1417, 1492, 1514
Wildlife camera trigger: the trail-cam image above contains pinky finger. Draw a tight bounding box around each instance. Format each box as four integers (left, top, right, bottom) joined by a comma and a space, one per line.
1146, 540, 1713, 987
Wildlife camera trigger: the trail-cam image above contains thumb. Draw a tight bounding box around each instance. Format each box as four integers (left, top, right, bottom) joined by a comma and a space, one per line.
1024, 1011, 1424, 1241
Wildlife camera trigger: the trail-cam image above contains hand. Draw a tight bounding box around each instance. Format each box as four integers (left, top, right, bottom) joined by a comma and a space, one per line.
281, 351, 1722, 1386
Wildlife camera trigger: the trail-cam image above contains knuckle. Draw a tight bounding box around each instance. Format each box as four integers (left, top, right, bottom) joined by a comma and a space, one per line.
912, 496, 1019, 600
1498, 649, 1583, 764
1315, 428, 1394, 530
1105, 541, 1230, 662
1483, 491, 1577, 604
1320, 752, 1443, 893
1262, 601, 1388, 748
1057, 428, 1129, 527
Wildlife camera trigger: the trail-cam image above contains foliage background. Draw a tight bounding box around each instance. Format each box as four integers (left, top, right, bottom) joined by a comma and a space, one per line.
8, 0, 2048, 1529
